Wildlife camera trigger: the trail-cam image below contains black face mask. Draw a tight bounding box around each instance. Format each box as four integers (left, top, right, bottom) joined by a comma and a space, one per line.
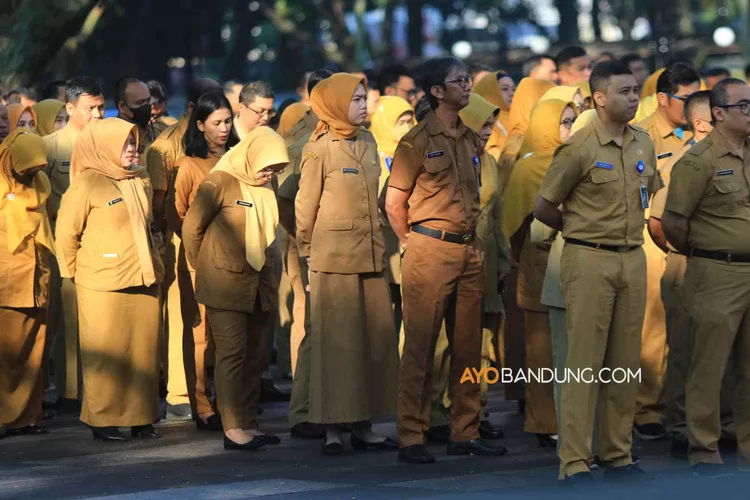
128, 104, 152, 127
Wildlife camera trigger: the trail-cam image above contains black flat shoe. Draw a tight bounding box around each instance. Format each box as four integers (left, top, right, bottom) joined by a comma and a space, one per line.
322, 440, 343, 455
223, 435, 268, 451
479, 421, 505, 439
131, 425, 160, 438
537, 434, 557, 447
91, 426, 129, 442
447, 438, 508, 456
5, 425, 49, 437
262, 433, 281, 445
196, 414, 223, 431
398, 444, 435, 464
351, 434, 399, 451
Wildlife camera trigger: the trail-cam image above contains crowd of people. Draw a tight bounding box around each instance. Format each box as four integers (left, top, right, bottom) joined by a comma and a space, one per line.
1, 44, 749, 486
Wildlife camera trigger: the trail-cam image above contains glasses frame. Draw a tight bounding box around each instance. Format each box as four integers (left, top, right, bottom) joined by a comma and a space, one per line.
560, 117, 577, 130
443, 75, 474, 89
718, 102, 750, 116
244, 103, 276, 119
666, 92, 692, 103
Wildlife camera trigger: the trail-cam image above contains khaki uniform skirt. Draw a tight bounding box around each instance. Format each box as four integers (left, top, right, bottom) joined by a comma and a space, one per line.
78, 284, 160, 427
308, 271, 398, 424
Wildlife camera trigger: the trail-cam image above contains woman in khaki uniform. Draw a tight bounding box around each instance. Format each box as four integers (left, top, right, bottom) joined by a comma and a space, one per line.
34, 100, 67, 137
472, 71, 515, 169
182, 126, 288, 451
0, 130, 54, 439
56, 118, 164, 442
171, 92, 237, 432
502, 99, 578, 446
7, 104, 37, 133
296, 73, 399, 455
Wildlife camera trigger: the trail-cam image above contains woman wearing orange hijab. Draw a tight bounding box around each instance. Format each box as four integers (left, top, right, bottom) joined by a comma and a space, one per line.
296, 73, 398, 455
7, 104, 37, 133
0, 130, 55, 439
472, 71, 515, 161
56, 118, 164, 442
33, 99, 67, 137
502, 99, 578, 447
276, 101, 311, 137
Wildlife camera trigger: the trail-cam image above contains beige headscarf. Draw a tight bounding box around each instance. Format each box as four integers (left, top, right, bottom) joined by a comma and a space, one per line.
212, 126, 289, 271
71, 118, 156, 286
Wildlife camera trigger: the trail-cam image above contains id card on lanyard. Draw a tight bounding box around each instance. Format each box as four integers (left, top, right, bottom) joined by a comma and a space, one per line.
637, 160, 649, 209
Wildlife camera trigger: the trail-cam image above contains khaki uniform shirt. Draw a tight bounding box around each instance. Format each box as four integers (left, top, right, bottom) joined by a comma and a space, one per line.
650, 142, 694, 220
182, 171, 277, 314
43, 124, 79, 224
0, 214, 51, 309
145, 114, 188, 193
389, 111, 483, 234
278, 112, 319, 202
665, 129, 750, 254
295, 128, 385, 275
538, 116, 662, 246
154, 115, 178, 138
637, 111, 693, 174
55, 169, 164, 292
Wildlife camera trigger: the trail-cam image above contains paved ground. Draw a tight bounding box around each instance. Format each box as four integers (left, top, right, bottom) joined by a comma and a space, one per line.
1, 380, 748, 500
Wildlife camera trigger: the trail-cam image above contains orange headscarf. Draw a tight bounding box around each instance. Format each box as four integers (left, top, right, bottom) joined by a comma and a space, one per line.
277, 102, 311, 137
641, 68, 665, 97
473, 71, 513, 157
7, 104, 37, 133
507, 78, 557, 138
71, 118, 157, 286
310, 73, 366, 139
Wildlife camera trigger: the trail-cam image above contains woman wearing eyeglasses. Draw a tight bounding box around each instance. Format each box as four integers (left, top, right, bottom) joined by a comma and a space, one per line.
502, 98, 578, 448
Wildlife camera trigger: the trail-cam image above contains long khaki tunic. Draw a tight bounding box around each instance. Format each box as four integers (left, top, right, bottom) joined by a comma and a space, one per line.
55, 169, 164, 427
295, 128, 398, 423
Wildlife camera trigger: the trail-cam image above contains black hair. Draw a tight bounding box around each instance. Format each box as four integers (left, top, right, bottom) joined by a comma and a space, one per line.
239, 81, 274, 105
147, 80, 168, 104
414, 95, 432, 122
656, 62, 700, 95
114, 77, 144, 106
468, 63, 492, 80
417, 56, 466, 109
709, 78, 747, 123
307, 68, 334, 96
222, 80, 242, 95
7, 87, 35, 104
41, 80, 66, 100
596, 52, 617, 63
188, 78, 221, 106
703, 67, 731, 79
620, 53, 643, 68
745, 63, 750, 79
269, 98, 297, 131
522, 55, 555, 77
683, 90, 711, 131
65, 77, 103, 104
378, 64, 412, 95
589, 61, 634, 97
554, 46, 588, 68
183, 91, 238, 159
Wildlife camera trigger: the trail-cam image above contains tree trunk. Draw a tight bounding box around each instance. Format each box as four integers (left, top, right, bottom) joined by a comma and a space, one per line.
591, 0, 601, 41
223, 0, 256, 81
315, 0, 357, 71
556, 0, 579, 45
406, 0, 422, 59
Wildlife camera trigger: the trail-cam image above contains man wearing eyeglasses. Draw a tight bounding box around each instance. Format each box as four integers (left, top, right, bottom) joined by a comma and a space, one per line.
633, 62, 701, 443
379, 64, 419, 108
235, 81, 275, 140
661, 78, 750, 477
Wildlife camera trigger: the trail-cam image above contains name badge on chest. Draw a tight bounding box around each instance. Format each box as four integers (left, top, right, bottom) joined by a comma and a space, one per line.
342, 167, 359, 174
236, 200, 253, 208
595, 161, 614, 170
656, 152, 673, 160
717, 169, 734, 177
426, 150, 444, 159
107, 197, 124, 206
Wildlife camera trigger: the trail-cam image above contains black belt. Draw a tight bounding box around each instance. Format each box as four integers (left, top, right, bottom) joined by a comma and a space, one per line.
690, 248, 750, 263
566, 238, 640, 253
411, 224, 475, 244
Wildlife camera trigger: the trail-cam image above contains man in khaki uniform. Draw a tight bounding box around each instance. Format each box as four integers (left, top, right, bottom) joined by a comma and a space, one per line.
387, 57, 507, 464
43, 77, 104, 412
633, 62, 700, 440
661, 78, 750, 476
277, 68, 332, 439
534, 62, 662, 483
115, 77, 157, 158
146, 77, 220, 420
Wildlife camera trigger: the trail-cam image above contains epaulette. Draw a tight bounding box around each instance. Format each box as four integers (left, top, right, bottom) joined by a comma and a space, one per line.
304, 151, 319, 160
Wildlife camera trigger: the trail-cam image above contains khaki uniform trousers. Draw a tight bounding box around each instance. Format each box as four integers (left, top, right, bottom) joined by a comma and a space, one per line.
161, 234, 189, 407
288, 255, 312, 428
49, 256, 80, 400
634, 233, 668, 426
287, 240, 306, 377
559, 244, 646, 479
397, 232, 484, 447
503, 264, 525, 401
274, 229, 293, 374
524, 310, 557, 434
683, 257, 750, 465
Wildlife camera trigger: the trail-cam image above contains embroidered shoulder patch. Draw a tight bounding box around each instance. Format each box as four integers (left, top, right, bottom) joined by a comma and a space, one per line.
558, 147, 571, 156
400, 141, 414, 149
304, 151, 318, 160
684, 160, 699, 171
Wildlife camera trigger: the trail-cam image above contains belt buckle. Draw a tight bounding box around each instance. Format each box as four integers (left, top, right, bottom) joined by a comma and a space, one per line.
727, 252, 732, 263
618, 246, 629, 253
462, 234, 473, 243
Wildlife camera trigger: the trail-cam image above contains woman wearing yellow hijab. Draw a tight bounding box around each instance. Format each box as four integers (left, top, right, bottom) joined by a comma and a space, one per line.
296, 73, 398, 455
183, 126, 288, 450
33, 100, 67, 137
472, 71, 515, 160
369, 95, 414, 333
7, 104, 37, 133
56, 118, 165, 442
502, 99, 578, 447
574, 81, 592, 110
0, 130, 55, 439
539, 86, 584, 111
276, 101, 311, 137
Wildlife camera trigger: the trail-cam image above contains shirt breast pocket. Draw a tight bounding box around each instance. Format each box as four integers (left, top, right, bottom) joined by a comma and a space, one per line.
423, 155, 453, 189
587, 167, 619, 203
705, 181, 744, 213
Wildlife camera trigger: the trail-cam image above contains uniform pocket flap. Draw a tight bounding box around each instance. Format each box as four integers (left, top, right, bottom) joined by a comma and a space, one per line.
424, 155, 452, 173
590, 168, 618, 184
322, 219, 353, 231
713, 183, 741, 194
213, 257, 244, 273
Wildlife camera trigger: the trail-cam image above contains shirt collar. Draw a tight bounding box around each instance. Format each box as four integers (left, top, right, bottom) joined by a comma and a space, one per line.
426, 110, 466, 139
593, 114, 635, 148
654, 110, 682, 140
710, 128, 750, 159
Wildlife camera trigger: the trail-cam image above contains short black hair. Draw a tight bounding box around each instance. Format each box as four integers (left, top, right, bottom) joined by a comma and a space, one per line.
589, 61, 634, 97
7, 87, 35, 104
523, 55, 555, 77
414, 95, 432, 123
468, 63, 492, 80
683, 90, 711, 131
417, 56, 466, 109
709, 78, 747, 123
745, 63, 750, 79
620, 53, 643, 68
378, 64, 412, 95
239, 81, 274, 105
183, 91, 238, 159
307, 68, 334, 96
555, 46, 588, 68
114, 77, 144, 106
41, 80, 66, 100
656, 62, 700, 95
704, 67, 731, 79
147, 80, 168, 104
65, 77, 103, 104
188, 78, 221, 105
222, 80, 242, 94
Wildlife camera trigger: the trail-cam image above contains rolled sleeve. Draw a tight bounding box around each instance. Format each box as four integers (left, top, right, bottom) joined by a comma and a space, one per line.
537, 145, 583, 204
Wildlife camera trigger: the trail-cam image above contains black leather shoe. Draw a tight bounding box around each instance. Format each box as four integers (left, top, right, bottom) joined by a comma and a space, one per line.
290, 422, 325, 439
91, 426, 129, 442
603, 464, 648, 482
398, 444, 435, 464
223, 435, 268, 451
537, 433, 557, 447
5, 425, 48, 437
259, 380, 291, 402
719, 435, 738, 452
351, 434, 399, 451
424, 425, 451, 443
262, 433, 281, 445
131, 425, 160, 438
56, 398, 82, 415
670, 435, 689, 459
478, 421, 504, 439
447, 438, 508, 456
559, 471, 596, 488
196, 414, 223, 432
322, 441, 343, 455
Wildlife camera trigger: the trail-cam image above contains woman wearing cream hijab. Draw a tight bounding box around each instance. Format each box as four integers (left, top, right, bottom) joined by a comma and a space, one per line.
34, 100, 68, 137
56, 118, 164, 442
296, 73, 398, 455
502, 98, 578, 447
183, 126, 288, 451
7, 104, 37, 133
0, 130, 55, 439
472, 71, 515, 161
369, 95, 415, 333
